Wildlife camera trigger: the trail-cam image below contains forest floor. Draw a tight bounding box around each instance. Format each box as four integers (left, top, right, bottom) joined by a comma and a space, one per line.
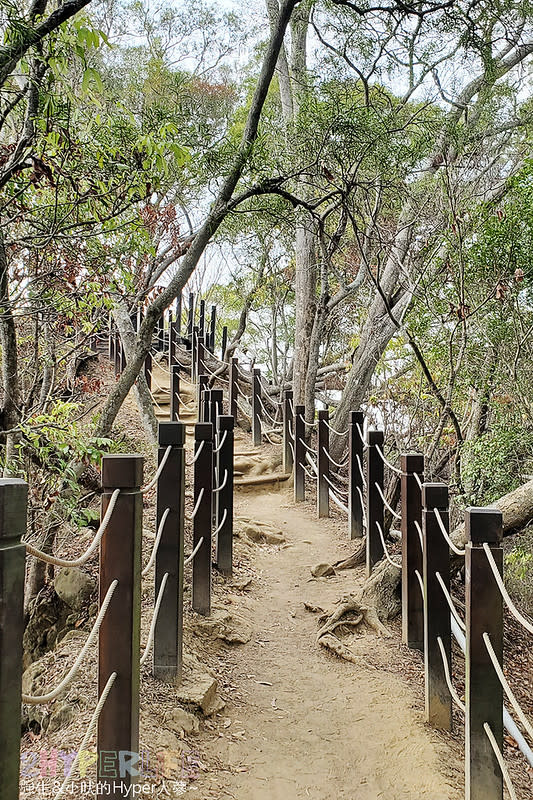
18, 354, 532, 799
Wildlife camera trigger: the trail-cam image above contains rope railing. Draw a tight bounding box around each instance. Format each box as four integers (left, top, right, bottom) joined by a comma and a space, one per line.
356, 486, 368, 529
184, 536, 204, 567
324, 420, 348, 436
142, 507, 171, 577
24, 488, 121, 568
213, 429, 228, 453
301, 461, 318, 480
436, 636, 465, 713
186, 487, 205, 521
483, 632, 533, 743
140, 572, 169, 667
22, 580, 118, 704
322, 446, 348, 469
257, 393, 282, 425
298, 436, 317, 455
483, 723, 518, 800
141, 445, 172, 494
324, 472, 348, 497
305, 451, 318, 475
435, 570, 466, 631
374, 444, 403, 476
414, 519, 424, 550
213, 508, 228, 539
375, 521, 402, 568
482, 542, 533, 636
213, 469, 228, 493
355, 422, 366, 444
355, 454, 367, 487
328, 488, 349, 515
53, 671, 117, 800
186, 440, 205, 465
433, 507, 465, 556
374, 481, 401, 520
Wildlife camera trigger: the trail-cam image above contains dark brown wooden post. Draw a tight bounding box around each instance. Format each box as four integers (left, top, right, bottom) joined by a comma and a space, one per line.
401, 453, 425, 650
154, 423, 185, 683
209, 305, 216, 352
187, 292, 194, 348
366, 430, 384, 576
294, 405, 305, 502
210, 389, 223, 424
0, 479, 27, 800
422, 482, 452, 730
283, 390, 294, 474
98, 454, 143, 797
144, 351, 152, 392
214, 415, 234, 576
348, 411, 364, 539
170, 365, 180, 422
192, 423, 213, 616
229, 357, 238, 421
169, 312, 176, 367
317, 410, 329, 518
465, 508, 503, 800
191, 325, 198, 380
197, 335, 206, 379
199, 299, 206, 339
252, 368, 262, 446
175, 293, 182, 337
221, 326, 228, 361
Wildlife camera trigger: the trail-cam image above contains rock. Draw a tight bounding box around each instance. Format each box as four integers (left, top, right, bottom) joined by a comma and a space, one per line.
48, 702, 75, 733
176, 654, 225, 716
236, 518, 286, 545
22, 658, 48, 696
190, 608, 252, 645
54, 568, 96, 610
167, 708, 200, 735
311, 563, 336, 578
23, 593, 72, 668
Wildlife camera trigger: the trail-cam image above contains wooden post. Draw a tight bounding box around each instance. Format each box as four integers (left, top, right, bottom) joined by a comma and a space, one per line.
191, 326, 198, 380
157, 314, 164, 352
221, 326, 228, 361
197, 375, 209, 421
252, 368, 262, 446
98, 455, 143, 796
170, 365, 180, 422
317, 410, 329, 518
294, 405, 305, 502
422, 482, 452, 730
229, 357, 238, 421
169, 313, 176, 367
186, 292, 194, 349
210, 389, 223, 424
465, 508, 503, 800
348, 411, 364, 539
175, 293, 182, 337
192, 423, 213, 616
283, 390, 294, 474
214, 415, 234, 576
199, 299, 206, 339
144, 351, 152, 392
209, 305, 216, 352
0, 479, 27, 800
402, 453, 425, 650
366, 429, 384, 576
197, 335, 206, 378
154, 423, 185, 683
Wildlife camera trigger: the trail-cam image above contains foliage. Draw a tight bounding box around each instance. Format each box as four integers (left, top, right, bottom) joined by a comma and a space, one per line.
460, 425, 533, 505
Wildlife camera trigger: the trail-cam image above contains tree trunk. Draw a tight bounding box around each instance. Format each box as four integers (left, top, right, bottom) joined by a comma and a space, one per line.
293, 216, 316, 406
0, 227, 20, 474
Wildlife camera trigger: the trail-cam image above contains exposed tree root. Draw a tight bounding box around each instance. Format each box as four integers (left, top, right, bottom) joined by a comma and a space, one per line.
315, 593, 392, 661
332, 539, 366, 570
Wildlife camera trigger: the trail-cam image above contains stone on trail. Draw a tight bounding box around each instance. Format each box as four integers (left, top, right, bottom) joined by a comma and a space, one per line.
189, 607, 252, 645
167, 708, 200, 735
176, 654, 226, 716
54, 567, 96, 610
311, 563, 336, 578
236, 516, 286, 545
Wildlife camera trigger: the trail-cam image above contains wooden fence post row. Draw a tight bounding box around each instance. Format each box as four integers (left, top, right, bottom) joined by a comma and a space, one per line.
317, 410, 329, 518
252, 368, 262, 447
214, 415, 234, 576
294, 405, 305, 502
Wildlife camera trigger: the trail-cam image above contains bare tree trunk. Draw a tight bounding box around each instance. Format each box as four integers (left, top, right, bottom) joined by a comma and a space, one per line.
293, 217, 317, 406
0, 227, 20, 474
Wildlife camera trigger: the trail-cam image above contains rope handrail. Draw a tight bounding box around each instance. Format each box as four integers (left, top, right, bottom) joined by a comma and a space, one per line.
355, 454, 367, 487
436, 636, 465, 713
483, 723, 518, 800
414, 519, 424, 551
184, 536, 204, 566
355, 422, 366, 444
264, 430, 282, 444
356, 486, 368, 528
257, 393, 282, 425
435, 571, 466, 631
482, 542, 533, 636
53, 671, 117, 800
324, 421, 348, 436
141, 445, 172, 494
236, 382, 251, 401
288, 439, 295, 457
213, 508, 228, 539
213, 469, 228, 494
375, 482, 401, 520
176, 391, 196, 410
142, 508, 170, 577
415, 568, 424, 599
300, 416, 318, 428
328, 488, 349, 515
140, 572, 169, 666
433, 507, 465, 556
187, 488, 205, 520
22, 580, 118, 705
186, 440, 205, 466
374, 444, 403, 475
25, 489, 120, 568
305, 451, 318, 475
236, 400, 252, 421
483, 632, 533, 743
375, 521, 402, 568
298, 437, 317, 455
322, 446, 348, 469
324, 472, 348, 497
301, 461, 318, 480
213, 430, 228, 454
413, 472, 423, 490
145, 367, 170, 396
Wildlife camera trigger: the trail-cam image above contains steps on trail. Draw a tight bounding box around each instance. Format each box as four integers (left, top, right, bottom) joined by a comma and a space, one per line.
235, 473, 291, 488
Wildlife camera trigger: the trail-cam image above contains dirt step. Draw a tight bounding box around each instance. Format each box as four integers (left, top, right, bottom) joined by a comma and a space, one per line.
234, 473, 291, 487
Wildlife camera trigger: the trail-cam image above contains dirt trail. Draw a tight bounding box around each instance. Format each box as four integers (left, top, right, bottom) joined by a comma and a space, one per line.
188, 484, 461, 800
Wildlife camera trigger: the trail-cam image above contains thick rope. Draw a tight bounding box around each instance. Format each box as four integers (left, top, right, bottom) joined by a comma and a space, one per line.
435, 571, 466, 631
375, 482, 401, 520
25, 489, 120, 568
483, 632, 533, 743
324, 473, 348, 497
184, 536, 204, 566
433, 507, 465, 556
140, 573, 169, 666
186, 440, 205, 466
356, 486, 368, 529
483, 542, 533, 636
298, 436, 317, 455
141, 446, 172, 494
374, 444, 403, 475
22, 580, 118, 705
53, 672, 117, 800
436, 636, 465, 713
328, 488, 349, 515
376, 521, 402, 568
187, 487, 205, 520
142, 508, 171, 577
322, 447, 348, 469
483, 723, 518, 800
301, 461, 318, 480
213, 508, 228, 539
324, 421, 348, 436
305, 451, 319, 474
213, 430, 228, 454
213, 469, 228, 494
